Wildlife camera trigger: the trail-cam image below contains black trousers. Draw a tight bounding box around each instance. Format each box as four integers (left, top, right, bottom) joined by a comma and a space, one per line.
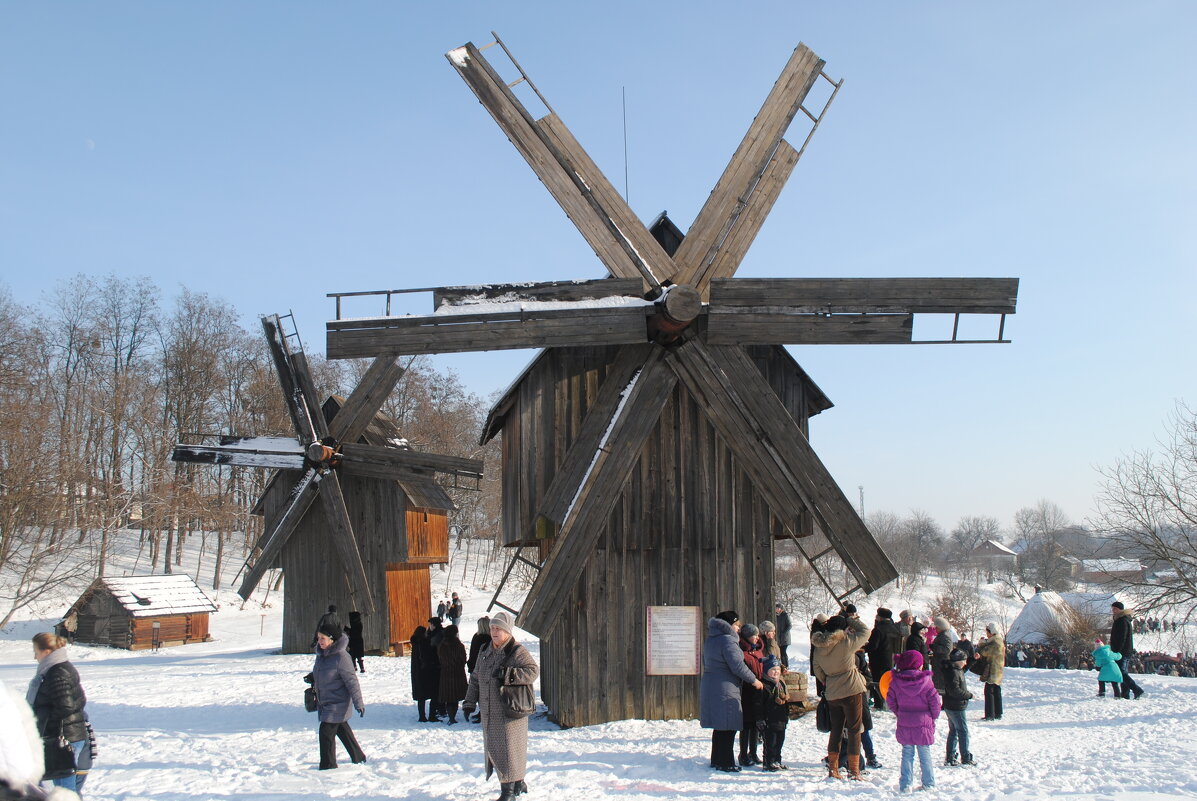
738, 725, 759, 762
762, 727, 786, 765
318, 721, 365, 769
984, 683, 1003, 719
710, 729, 737, 768
1116, 658, 1142, 697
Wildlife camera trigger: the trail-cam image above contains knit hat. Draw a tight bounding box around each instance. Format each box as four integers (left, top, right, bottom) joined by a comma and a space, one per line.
761, 655, 781, 674
932, 616, 950, 631
490, 611, 514, 634
317, 622, 341, 639
895, 649, 924, 671
825, 615, 849, 632
759, 620, 776, 634
1112, 601, 1125, 610
949, 648, 968, 664
741, 623, 760, 638
877, 608, 893, 619
716, 610, 740, 626
814, 613, 829, 624
841, 603, 857, 616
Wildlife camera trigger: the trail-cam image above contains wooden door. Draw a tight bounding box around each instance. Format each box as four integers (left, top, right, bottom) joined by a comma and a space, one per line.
386, 564, 432, 654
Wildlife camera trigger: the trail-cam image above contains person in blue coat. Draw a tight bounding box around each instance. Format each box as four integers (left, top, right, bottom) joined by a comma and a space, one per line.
1092, 637, 1123, 698
313, 623, 366, 770
700, 611, 763, 772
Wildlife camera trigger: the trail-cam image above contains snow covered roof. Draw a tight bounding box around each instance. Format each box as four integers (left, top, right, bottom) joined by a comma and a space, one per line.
1006, 590, 1121, 644
1082, 559, 1143, 574
972, 539, 1017, 556
72, 574, 217, 618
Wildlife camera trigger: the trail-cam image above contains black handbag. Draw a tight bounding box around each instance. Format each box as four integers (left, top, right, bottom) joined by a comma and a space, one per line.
303, 672, 318, 712
42, 734, 76, 780
969, 657, 988, 677
815, 696, 831, 733
499, 682, 536, 718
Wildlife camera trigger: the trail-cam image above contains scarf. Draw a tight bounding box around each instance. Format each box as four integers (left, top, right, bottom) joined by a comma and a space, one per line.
26, 647, 70, 707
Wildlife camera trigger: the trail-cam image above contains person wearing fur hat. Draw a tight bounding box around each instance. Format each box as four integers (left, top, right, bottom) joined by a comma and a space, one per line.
2, 677, 79, 801
865, 608, 902, 709
700, 611, 763, 772
942, 649, 975, 766
887, 649, 941, 792
976, 623, 1005, 720
737, 623, 766, 767
929, 617, 955, 694
462, 611, 539, 800
1110, 602, 1144, 699
811, 610, 872, 779
313, 623, 366, 769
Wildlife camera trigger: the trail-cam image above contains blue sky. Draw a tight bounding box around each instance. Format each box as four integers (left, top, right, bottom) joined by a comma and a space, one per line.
2, 2, 1194, 533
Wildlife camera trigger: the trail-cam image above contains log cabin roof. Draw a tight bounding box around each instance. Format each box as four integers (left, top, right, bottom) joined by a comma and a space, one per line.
65, 574, 217, 618
479, 344, 834, 445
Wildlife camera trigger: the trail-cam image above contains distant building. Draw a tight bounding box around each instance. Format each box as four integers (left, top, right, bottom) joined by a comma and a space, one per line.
969, 539, 1019, 574
60, 574, 217, 650
1081, 558, 1145, 584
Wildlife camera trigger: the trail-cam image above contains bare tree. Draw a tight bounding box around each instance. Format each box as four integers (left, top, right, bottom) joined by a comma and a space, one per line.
949, 515, 1002, 562
1013, 499, 1074, 591
1090, 402, 1197, 624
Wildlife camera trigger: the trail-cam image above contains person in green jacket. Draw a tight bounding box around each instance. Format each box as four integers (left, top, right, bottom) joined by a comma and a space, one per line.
1092, 637, 1122, 698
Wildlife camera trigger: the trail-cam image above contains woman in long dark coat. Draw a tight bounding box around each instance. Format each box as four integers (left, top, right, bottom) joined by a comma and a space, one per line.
437, 624, 469, 724
462, 612, 539, 801
699, 611, 762, 772
28, 632, 88, 792
312, 624, 366, 770
410, 625, 441, 722
345, 610, 365, 673
465, 616, 491, 723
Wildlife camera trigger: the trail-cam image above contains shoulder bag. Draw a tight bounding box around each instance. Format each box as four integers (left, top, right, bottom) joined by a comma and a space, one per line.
814, 695, 831, 733
497, 644, 536, 719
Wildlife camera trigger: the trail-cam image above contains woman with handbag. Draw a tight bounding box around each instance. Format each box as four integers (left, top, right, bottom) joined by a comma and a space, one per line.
312, 623, 366, 770
27, 632, 88, 794
461, 611, 538, 801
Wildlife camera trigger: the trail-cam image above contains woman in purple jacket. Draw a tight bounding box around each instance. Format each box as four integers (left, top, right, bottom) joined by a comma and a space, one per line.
886, 649, 941, 792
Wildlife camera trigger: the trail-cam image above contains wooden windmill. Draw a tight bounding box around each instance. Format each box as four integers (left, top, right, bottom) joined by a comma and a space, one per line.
172, 313, 483, 653
325, 36, 1018, 725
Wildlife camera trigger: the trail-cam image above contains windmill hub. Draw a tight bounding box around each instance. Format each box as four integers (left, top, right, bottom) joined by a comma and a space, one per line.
306, 441, 338, 467
651, 284, 702, 342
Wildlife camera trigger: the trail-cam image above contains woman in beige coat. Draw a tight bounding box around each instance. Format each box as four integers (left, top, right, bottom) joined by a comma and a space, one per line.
976, 622, 1005, 720
463, 611, 539, 801
811, 612, 871, 779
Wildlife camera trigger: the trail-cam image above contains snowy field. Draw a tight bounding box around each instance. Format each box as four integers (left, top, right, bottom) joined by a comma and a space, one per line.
3, 542, 1197, 800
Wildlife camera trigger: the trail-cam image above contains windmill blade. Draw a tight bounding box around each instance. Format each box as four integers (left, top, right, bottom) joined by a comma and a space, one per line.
327, 303, 650, 359
327, 356, 406, 444
534, 344, 654, 527
171, 441, 304, 470
670, 44, 826, 293
706, 277, 1018, 345
289, 350, 329, 441
517, 347, 677, 637
262, 315, 323, 442
667, 339, 898, 593
446, 41, 667, 291
315, 471, 377, 615
338, 442, 484, 483
238, 468, 322, 600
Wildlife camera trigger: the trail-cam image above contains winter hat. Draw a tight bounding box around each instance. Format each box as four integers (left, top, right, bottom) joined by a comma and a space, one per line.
910, 621, 926, 636
1112, 601, 1125, 610
949, 649, 968, 664
895, 650, 924, 671
741, 623, 760, 638
444, 624, 459, 638
899, 609, 912, 621
841, 603, 857, 616
761, 655, 781, 674
0, 679, 45, 796
814, 613, 829, 624
932, 616, 950, 631
825, 615, 849, 632
985, 622, 999, 635
877, 608, 893, 619
490, 611, 515, 634
716, 610, 740, 626
317, 622, 341, 639
759, 620, 776, 634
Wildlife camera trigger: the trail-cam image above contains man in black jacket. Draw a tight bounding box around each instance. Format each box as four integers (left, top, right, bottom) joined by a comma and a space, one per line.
864, 608, 902, 709
774, 604, 792, 667
1110, 602, 1144, 699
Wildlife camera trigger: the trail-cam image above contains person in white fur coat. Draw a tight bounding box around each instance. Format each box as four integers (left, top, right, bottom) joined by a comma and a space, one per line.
0, 678, 79, 801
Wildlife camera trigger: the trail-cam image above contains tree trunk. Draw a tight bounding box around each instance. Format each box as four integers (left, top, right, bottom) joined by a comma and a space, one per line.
213, 531, 224, 591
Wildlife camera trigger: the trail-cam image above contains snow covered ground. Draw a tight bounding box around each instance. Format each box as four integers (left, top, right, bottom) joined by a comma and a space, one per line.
3, 543, 1197, 800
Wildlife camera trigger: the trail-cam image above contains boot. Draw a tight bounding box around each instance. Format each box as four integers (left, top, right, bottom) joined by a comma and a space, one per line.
517, 780, 528, 795
847, 754, 863, 780
417, 700, 428, 723
496, 782, 518, 801
961, 753, 976, 766
866, 754, 882, 769
827, 753, 842, 779
945, 747, 958, 766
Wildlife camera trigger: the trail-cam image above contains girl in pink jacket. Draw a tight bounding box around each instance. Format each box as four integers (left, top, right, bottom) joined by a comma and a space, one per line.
886, 649, 941, 793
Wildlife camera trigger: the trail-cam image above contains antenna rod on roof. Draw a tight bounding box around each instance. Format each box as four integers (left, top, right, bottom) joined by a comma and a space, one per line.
622, 86, 630, 204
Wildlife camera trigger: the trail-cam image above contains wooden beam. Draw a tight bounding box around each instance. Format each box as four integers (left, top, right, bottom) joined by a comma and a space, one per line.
677, 341, 898, 591
433, 278, 643, 308
239, 468, 321, 599
339, 442, 483, 481
706, 312, 913, 345
328, 356, 406, 444
710, 277, 1020, 314
671, 44, 825, 291
535, 344, 653, 527
518, 349, 678, 637
447, 44, 656, 289
326, 306, 649, 359
170, 444, 304, 471
316, 472, 377, 615
262, 315, 317, 442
